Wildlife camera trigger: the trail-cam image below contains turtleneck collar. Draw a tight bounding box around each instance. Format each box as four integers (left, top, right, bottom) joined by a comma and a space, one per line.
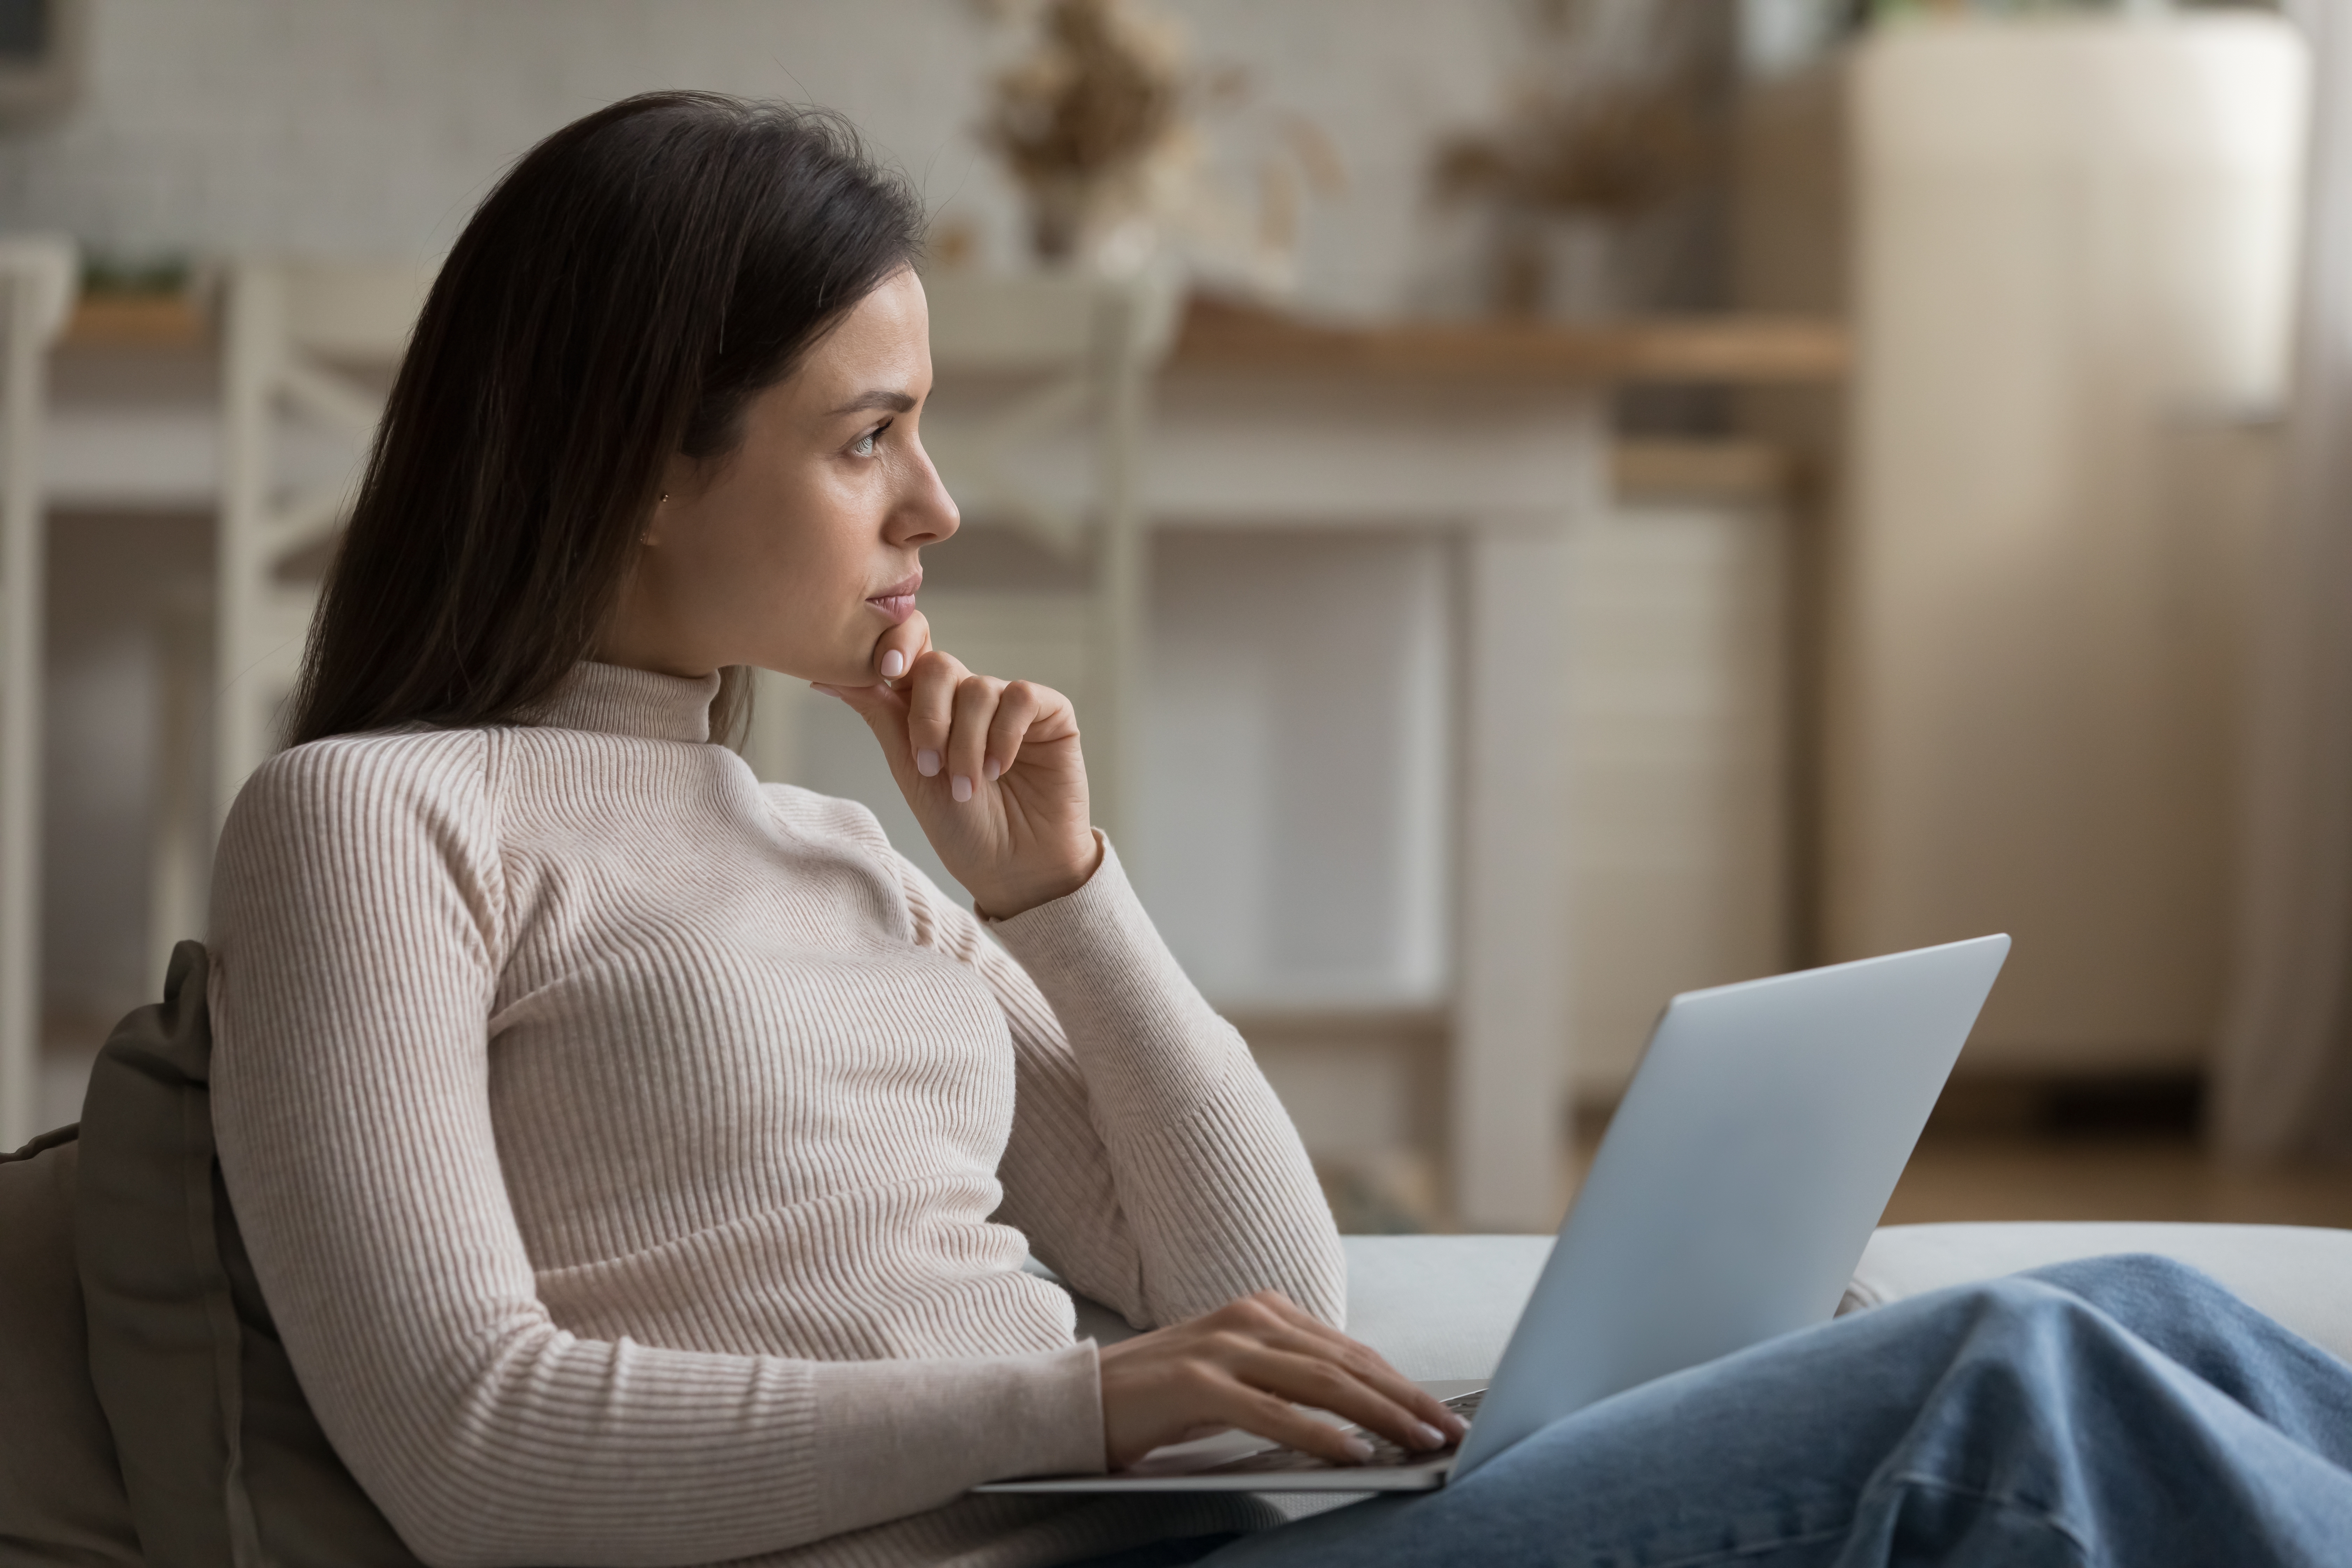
524, 662, 722, 744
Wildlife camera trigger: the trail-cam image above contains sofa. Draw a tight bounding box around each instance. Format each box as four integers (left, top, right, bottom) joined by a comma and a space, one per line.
11, 940, 2352, 1561
9, 1108, 2352, 1564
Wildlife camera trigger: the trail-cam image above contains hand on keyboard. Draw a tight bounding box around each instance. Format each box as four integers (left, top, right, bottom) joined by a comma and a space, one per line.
1198, 1389, 1485, 1476
1098, 1290, 1471, 1470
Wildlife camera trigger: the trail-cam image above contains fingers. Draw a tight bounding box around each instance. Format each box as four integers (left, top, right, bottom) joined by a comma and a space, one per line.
985, 682, 1046, 781
899, 657, 1068, 803
1206, 1346, 1430, 1461
1225, 1379, 1384, 1467
1100, 1346, 1377, 1469
1240, 1292, 1467, 1442
949, 674, 1009, 796
1098, 1293, 1465, 1470
872, 611, 932, 684
1215, 1313, 1459, 1457
900, 650, 971, 784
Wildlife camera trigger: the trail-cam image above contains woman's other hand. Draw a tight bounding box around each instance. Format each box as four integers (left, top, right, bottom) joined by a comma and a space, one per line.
1096, 1291, 1470, 1472
816, 613, 1099, 919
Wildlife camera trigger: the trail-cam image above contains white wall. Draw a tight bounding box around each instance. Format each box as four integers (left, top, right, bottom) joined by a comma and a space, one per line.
0, 0, 1525, 317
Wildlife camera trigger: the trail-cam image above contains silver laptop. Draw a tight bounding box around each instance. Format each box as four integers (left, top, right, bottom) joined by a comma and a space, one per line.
976, 934, 2010, 1494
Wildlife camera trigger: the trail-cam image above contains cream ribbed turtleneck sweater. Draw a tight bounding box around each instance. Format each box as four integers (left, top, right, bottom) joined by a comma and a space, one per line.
207, 662, 1345, 1568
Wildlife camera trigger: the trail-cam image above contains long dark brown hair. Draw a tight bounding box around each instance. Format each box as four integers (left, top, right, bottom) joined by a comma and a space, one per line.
286, 92, 925, 748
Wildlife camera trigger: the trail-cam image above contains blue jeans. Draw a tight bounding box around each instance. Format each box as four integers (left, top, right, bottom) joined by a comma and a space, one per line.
1078, 1255, 2352, 1567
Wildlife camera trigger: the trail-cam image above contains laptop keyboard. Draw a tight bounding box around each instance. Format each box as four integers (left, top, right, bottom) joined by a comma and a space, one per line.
1194, 1387, 1485, 1476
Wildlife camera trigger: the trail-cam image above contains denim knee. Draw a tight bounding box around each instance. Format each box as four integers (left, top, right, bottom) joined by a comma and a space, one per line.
2020, 1251, 2225, 1296
1927, 1270, 2101, 1340
1920, 1254, 2225, 1335
1877, 1254, 2226, 1343
2010, 1252, 2246, 1332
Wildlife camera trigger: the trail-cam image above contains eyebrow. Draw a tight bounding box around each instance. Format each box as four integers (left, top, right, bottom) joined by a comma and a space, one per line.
826, 390, 917, 417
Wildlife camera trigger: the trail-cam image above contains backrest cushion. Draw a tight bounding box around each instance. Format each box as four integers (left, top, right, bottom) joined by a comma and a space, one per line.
0, 1126, 143, 1568
75, 940, 426, 1568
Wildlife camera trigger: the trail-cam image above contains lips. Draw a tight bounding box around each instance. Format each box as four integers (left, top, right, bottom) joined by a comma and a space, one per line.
866, 573, 921, 625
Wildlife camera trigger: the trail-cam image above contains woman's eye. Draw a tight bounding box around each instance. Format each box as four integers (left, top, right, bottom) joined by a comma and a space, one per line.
852, 421, 890, 457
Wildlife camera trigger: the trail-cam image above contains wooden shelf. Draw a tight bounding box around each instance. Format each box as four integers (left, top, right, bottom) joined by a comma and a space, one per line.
63, 294, 209, 348
54, 289, 1851, 387
1171, 296, 1849, 385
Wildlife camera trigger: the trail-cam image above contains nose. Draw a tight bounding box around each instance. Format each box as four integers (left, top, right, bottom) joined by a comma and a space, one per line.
889, 438, 960, 548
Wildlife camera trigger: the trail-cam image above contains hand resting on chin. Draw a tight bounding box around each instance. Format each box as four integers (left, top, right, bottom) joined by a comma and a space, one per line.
815, 609, 1099, 921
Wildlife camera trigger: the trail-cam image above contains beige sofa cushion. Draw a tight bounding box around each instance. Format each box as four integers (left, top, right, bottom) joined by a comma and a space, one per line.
0, 1128, 142, 1568
1323, 1227, 2352, 1385
1336, 1235, 1555, 1381
1844, 1221, 2352, 1363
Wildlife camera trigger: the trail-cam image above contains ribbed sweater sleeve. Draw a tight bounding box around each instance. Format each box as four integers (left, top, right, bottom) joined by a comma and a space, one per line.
892, 839, 1346, 1332
208, 737, 1102, 1568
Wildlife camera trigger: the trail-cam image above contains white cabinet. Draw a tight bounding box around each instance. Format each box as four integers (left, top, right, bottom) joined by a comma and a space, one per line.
1567, 462, 1792, 1101
1142, 530, 1452, 1013
1828, 17, 2304, 1070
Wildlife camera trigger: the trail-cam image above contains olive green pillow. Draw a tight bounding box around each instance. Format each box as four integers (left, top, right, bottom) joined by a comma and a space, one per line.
0, 1125, 142, 1568
75, 940, 427, 1568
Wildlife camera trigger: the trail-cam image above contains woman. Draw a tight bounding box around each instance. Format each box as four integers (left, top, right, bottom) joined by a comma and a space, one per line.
210, 92, 2352, 1568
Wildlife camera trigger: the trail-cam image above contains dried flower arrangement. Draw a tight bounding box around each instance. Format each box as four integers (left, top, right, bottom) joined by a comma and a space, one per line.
1430, 0, 1723, 316
981, 0, 1187, 262
1433, 83, 1707, 226
974, 0, 1342, 289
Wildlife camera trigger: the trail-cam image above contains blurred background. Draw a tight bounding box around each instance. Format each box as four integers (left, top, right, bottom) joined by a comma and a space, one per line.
4, 0, 2352, 1234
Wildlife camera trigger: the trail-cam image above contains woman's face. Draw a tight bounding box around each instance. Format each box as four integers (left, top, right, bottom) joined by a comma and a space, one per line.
602, 266, 959, 685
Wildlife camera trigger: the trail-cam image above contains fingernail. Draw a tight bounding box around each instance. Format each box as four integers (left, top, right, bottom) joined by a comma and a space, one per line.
1413, 1421, 1446, 1450
983, 757, 1001, 782
952, 775, 973, 803
1445, 1412, 1470, 1436
1340, 1435, 1374, 1463
880, 649, 906, 679
916, 749, 940, 777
